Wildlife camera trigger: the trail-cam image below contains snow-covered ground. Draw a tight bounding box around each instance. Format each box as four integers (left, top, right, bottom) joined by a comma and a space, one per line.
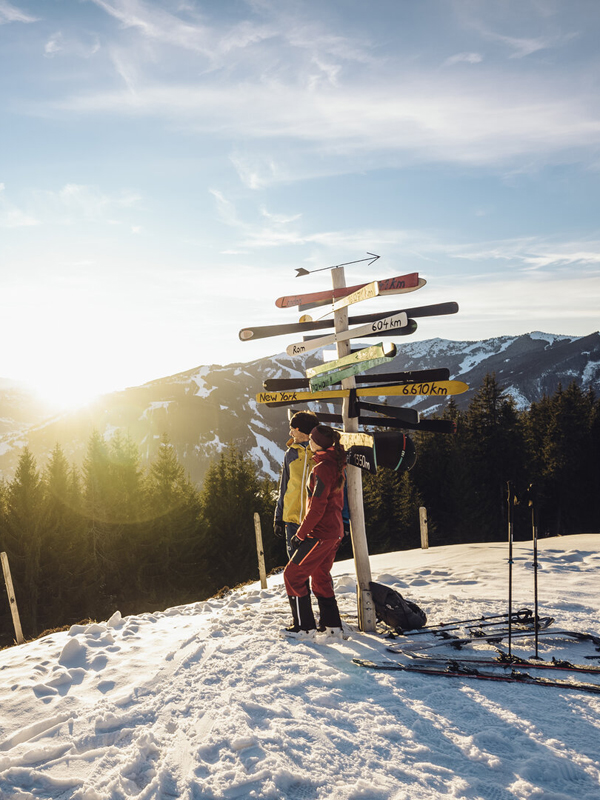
1, 535, 600, 800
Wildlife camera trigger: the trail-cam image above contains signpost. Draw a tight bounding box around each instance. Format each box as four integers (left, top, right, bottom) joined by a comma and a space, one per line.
309, 355, 397, 391
240, 255, 463, 632
275, 271, 424, 310
306, 342, 396, 378
330, 266, 377, 632
256, 381, 469, 406
332, 280, 379, 312
286, 312, 409, 356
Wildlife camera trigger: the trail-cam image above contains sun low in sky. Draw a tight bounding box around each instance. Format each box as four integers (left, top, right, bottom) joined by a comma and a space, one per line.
1, 0, 600, 409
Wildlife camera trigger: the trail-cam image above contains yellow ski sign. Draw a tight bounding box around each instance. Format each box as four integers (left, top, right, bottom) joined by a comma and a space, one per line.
256, 380, 469, 405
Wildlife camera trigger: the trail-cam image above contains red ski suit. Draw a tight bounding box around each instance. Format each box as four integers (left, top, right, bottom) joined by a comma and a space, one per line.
283, 447, 345, 598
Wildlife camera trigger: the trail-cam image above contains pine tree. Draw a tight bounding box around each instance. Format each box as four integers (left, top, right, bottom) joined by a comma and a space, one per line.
3, 448, 44, 635
198, 445, 275, 595
41, 444, 88, 629
461, 374, 526, 541
144, 435, 202, 604
539, 382, 595, 535
409, 400, 466, 544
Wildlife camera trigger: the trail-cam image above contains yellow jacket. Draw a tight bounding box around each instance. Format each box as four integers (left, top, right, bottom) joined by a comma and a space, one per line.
274, 439, 316, 525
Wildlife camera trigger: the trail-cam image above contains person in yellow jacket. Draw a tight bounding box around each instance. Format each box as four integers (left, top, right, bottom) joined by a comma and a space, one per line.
274, 411, 319, 557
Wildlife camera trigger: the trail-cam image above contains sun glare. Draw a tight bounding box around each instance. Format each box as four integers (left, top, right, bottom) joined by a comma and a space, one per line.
32, 377, 104, 414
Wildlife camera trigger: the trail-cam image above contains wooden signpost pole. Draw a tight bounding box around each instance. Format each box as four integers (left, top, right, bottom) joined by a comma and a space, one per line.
1, 551, 24, 645
331, 267, 377, 632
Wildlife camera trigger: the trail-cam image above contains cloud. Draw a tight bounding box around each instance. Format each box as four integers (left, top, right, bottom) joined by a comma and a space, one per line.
40, 183, 141, 220
208, 191, 600, 285
44, 31, 101, 58
0, 184, 38, 227
443, 52, 483, 67
54, 73, 600, 174
454, 0, 579, 59
0, 183, 141, 227
87, 0, 276, 63
0, 1, 38, 24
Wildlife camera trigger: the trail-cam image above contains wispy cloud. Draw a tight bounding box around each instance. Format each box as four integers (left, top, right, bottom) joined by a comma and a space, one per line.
209, 191, 600, 285
443, 52, 483, 67
454, 0, 579, 59
448, 236, 600, 273
54, 74, 600, 173
44, 31, 101, 58
87, 0, 275, 63
0, 183, 38, 227
0, 183, 141, 227
0, 0, 38, 24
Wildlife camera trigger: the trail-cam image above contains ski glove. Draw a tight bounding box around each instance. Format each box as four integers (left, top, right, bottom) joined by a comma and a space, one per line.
274, 521, 285, 539
290, 534, 304, 552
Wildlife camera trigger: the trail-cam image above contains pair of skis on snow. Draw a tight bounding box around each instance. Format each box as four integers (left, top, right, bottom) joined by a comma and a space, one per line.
353, 610, 600, 694
353, 657, 600, 695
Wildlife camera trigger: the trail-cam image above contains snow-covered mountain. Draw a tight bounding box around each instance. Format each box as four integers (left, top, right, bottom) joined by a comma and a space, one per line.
1, 331, 599, 484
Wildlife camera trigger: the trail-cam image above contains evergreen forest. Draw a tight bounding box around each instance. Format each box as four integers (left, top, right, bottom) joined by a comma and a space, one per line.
1, 375, 598, 648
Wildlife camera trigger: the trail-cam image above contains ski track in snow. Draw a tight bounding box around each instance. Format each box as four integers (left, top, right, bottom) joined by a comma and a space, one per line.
1, 536, 600, 799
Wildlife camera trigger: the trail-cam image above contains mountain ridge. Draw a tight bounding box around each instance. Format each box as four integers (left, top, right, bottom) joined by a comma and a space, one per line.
1, 331, 598, 484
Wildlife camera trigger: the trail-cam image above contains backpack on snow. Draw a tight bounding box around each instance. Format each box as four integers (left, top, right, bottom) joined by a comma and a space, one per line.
369, 581, 427, 632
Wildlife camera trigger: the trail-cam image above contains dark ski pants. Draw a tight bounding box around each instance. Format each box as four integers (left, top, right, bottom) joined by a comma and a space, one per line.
284, 522, 299, 559
284, 537, 342, 629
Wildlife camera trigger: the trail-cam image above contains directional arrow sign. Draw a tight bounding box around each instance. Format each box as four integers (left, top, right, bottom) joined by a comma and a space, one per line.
293, 410, 455, 434
344, 432, 417, 474
256, 380, 469, 405
240, 300, 456, 342
306, 342, 396, 378
286, 312, 408, 356
332, 280, 379, 312
263, 367, 449, 392
310, 355, 396, 392
275, 272, 422, 309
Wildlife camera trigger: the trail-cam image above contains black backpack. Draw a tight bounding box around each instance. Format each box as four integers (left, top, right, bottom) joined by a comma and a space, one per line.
369, 581, 427, 632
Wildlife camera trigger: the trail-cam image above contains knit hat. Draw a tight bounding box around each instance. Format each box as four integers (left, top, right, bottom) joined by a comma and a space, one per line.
310, 425, 337, 450
290, 411, 319, 435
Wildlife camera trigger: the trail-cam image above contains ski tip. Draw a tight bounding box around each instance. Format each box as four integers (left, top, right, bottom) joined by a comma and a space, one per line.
239, 329, 254, 341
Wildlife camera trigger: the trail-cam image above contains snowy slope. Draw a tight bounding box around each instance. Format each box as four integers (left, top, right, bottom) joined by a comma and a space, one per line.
1, 535, 600, 799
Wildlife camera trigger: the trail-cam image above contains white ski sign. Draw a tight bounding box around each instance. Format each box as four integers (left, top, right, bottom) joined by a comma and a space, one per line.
286, 312, 408, 357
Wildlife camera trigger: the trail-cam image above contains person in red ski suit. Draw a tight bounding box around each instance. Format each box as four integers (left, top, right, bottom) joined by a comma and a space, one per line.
283, 424, 346, 636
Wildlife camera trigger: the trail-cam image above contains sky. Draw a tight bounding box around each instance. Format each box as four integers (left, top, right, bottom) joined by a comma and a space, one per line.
1, 0, 600, 409
1, 534, 600, 799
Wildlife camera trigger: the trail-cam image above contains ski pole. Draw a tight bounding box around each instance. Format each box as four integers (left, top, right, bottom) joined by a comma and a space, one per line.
507, 481, 514, 659
529, 484, 539, 659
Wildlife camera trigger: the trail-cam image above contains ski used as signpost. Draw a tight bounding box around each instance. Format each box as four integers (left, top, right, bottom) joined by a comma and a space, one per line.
306, 342, 396, 377
275, 272, 424, 309
345, 432, 415, 474
307, 411, 456, 434
286, 312, 409, 356
263, 368, 450, 392
309, 355, 396, 391
239, 301, 458, 342
301, 318, 418, 342
256, 380, 469, 407
331, 280, 379, 311
352, 658, 600, 695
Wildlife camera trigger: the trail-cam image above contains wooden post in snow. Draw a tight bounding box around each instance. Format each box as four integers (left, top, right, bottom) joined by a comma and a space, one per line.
419, 507, 429, 549
1, 552, 24, 645
331, 267, 376, 632
254, 513, 268, 589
